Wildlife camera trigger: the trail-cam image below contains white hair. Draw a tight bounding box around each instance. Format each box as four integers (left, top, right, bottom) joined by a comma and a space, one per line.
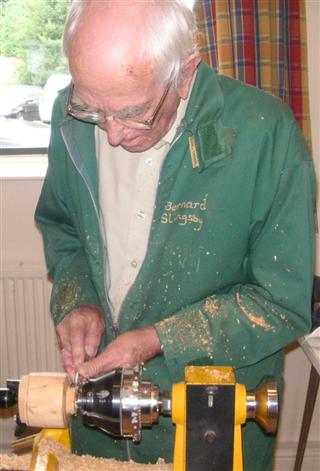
63, 0, 199, 84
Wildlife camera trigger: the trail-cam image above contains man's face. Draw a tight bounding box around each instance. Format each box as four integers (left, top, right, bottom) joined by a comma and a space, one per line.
71, 69, 182, 153
67, 1, 200, 152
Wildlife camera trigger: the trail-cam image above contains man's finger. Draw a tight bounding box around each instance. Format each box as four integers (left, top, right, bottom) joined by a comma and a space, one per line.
70, 326, 87, 368
83, 312, 105, 358
61, 348, 77, 380
84, 330, 102, 358
56, 324, 71, 352
78, 355, 107, 378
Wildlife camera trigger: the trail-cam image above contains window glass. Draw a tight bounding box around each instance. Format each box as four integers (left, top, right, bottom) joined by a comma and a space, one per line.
0, 0, 70, 154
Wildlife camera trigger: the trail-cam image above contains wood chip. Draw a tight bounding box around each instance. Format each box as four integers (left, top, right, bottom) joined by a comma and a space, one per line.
0, 452, 31, 470
0, 438, 173, 470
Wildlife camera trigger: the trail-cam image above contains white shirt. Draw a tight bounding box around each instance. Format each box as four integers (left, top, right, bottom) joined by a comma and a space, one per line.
96, 85, 192, 321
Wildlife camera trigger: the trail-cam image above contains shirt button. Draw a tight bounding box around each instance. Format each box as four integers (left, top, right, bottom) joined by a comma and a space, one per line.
146, 158, 153, 165
131, 260, 138, 268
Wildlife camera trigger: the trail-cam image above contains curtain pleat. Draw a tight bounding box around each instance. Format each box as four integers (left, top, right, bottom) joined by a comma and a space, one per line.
195, 0, 311, 144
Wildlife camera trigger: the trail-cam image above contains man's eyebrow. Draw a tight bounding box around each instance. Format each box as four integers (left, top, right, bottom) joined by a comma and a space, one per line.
112, 100, 153, 119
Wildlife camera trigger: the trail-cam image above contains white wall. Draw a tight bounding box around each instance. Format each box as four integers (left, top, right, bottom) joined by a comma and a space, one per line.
2, 178, 46, 268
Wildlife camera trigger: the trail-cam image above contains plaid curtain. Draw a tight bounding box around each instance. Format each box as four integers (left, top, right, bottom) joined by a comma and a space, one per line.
195, 0, 311, 144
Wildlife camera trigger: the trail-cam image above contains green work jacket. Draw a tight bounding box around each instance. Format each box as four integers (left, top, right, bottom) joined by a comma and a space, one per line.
35, 62, 316, 470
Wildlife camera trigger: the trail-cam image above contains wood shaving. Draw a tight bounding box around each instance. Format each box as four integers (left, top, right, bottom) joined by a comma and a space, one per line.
0, 438, 173, 471
236, 293, 274, 332
0, 452, 31, 470
204, 297, 218, 316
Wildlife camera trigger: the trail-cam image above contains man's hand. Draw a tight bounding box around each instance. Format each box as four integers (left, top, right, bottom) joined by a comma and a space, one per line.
77, 326, 162, 378
56, 305, 105, 380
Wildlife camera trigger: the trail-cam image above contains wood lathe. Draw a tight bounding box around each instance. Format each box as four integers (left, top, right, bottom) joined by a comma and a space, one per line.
0, 366, 278, 471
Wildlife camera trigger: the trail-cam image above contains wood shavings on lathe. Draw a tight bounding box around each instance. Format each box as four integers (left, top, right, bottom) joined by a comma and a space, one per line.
0, 438, 173, 470
0, 452, 31, 470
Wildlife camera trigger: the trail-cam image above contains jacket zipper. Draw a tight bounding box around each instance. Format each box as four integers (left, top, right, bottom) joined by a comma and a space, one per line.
61, 126, 119, 336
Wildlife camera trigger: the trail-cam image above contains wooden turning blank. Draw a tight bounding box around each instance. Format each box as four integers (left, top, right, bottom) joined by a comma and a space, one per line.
18, 372, 76, 428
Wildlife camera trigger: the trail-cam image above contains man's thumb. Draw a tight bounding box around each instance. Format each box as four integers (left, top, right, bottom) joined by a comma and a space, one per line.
78, 356, 104, 378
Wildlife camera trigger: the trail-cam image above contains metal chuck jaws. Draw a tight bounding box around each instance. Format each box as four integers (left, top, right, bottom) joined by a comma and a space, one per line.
75, 365, 171, 442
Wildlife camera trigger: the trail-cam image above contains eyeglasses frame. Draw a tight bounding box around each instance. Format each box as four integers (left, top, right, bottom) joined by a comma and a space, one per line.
66, 77, 173, 130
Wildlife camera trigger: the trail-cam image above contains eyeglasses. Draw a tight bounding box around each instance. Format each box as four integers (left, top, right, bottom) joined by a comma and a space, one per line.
66, 79, 172, 130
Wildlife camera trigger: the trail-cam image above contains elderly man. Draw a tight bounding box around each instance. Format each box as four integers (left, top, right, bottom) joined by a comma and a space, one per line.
35, 0, 315, 469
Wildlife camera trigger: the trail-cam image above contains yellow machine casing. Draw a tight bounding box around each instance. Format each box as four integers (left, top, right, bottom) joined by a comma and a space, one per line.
171, 366, 247, 471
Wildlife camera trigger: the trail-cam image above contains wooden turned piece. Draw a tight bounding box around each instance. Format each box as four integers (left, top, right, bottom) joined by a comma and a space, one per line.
18, 372, 76, 428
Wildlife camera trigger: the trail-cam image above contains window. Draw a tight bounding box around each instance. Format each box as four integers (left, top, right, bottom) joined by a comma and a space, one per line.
0, 0, 197, 156
0, 0, 70, 155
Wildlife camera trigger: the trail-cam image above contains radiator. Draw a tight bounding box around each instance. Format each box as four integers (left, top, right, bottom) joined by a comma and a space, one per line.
0, 270, 63, 451
0, 271, 63, 383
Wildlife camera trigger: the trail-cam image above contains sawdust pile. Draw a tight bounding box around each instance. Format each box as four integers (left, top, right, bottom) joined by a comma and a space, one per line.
0, 452, 30, 470
0, 438, 173, 470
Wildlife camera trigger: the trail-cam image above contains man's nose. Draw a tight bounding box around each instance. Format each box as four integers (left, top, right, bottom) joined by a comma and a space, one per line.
99, 119, 131, 147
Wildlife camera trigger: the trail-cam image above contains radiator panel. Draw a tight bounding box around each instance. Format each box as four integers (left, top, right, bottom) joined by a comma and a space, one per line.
0, 273, 63, 382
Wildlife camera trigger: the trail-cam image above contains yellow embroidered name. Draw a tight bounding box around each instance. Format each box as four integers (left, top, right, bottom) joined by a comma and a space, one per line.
165, 195, 207, 212
161, 212, 203, 231
160, 195, 208, 232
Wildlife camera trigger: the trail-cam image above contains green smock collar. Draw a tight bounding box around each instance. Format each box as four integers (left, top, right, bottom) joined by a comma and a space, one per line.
179, 61, 238, 172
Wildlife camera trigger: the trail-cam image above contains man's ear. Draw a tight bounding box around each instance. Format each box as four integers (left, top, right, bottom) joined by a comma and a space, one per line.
176, 53, 201, 99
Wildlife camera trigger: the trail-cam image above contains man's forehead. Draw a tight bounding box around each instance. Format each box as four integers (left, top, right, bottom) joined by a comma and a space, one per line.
70, 50, 159, 98
73, 65, 157, 91
70, 1, 151, 74
70, 45, 156, 89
